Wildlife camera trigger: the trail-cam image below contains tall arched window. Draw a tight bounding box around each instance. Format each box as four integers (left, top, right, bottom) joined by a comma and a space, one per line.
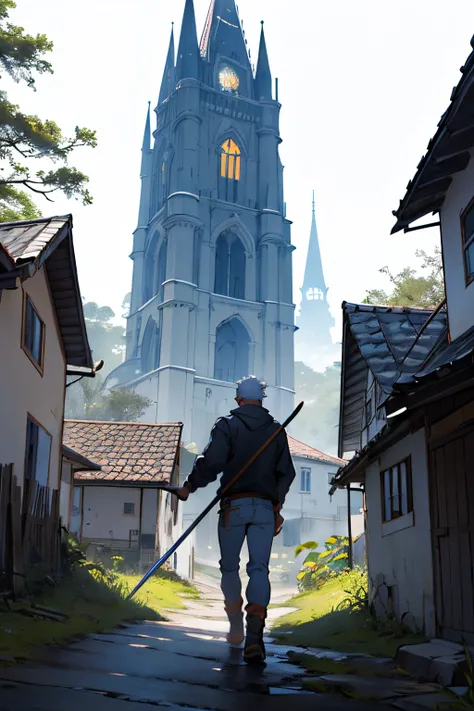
219, 139, 241, 202
214, 318, 251, 383
144, 240, 156, 304
214, 232, 246, 299
141, 316, 159, 374
156, 240, 167, 302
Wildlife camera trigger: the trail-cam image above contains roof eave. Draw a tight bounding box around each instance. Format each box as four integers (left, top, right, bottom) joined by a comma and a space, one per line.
63, 445, 102, 472
391, 49, 474, 232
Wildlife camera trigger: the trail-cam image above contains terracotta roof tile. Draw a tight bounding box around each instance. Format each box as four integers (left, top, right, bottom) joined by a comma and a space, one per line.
287, 435, 346, 467
63, 420, 183, 485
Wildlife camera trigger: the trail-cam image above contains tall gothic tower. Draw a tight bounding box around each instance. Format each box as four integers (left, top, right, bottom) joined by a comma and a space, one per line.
295, 194, 336, 369
108, 0, 296, 448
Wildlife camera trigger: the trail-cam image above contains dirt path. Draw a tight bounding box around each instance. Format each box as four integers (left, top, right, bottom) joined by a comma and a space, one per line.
0, 579, 452, 710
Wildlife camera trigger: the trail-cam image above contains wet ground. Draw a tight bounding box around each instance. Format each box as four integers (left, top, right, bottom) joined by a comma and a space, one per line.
0, 576, 459, 710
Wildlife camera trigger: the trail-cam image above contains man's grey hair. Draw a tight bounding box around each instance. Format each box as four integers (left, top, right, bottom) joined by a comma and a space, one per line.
236, 375, 267, 398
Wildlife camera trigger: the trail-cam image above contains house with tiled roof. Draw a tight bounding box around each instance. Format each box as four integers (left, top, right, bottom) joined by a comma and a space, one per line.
332, 33, 474, 650
0, 215, 98, 588
63, 420, 186, 574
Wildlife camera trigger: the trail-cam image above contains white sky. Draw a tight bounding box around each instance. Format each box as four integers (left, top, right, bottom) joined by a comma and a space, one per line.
9, 0, 474, 337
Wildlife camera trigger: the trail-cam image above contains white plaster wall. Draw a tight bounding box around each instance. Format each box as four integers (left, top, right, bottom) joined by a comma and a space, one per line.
70, 487, 81, 536
284, 456, 361, 531
440, 150, 474, 340
82, 487, 141, 542
365, 428, 436, 635
141, 488, 158, 536
59, 461, 72, 527
0, 269, 66, 491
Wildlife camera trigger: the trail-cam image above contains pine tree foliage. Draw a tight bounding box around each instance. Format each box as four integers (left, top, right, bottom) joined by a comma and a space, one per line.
0, 0, 96, 221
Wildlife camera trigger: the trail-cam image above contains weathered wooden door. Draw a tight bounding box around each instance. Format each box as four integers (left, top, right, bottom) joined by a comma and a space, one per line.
430, 427, 474, 643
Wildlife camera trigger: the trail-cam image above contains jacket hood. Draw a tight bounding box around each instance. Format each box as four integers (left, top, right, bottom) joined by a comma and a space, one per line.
230, 404, 274, 432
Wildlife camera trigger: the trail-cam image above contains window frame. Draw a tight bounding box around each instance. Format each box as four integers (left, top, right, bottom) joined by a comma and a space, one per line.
300, 467, 311, 494
24, 414, 52, 487
461, 195, 474, 286
21, 292, 45, 375
218, 138, 241, 203
380, 457, 413, 523
123, 502, 136, 516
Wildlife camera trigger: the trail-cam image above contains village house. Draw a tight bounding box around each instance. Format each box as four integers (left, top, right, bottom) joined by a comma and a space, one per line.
63, 420, 187, 575
332, 34, 474, 648
0, 216, 97, 590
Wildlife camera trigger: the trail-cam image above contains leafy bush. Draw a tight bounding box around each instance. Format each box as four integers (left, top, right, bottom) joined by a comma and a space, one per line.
111, 556, 126, 574
334, 568, 369, 612
295, 536, 350, 592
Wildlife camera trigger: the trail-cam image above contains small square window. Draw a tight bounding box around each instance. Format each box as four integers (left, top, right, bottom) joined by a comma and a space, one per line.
381, 458, 413, 523
123, 502, 135, 516
300, 468, 311, 493
22, 294, 45, 372
461, 198, 474, 283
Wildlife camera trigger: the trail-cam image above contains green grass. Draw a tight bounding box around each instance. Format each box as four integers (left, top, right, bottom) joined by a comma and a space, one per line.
286, 651, 390, 677
272, 577, 427, 658
0, 566, 199, 661
124, 572, 199, 611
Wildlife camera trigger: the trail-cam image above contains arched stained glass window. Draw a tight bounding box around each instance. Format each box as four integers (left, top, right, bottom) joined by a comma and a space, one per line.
220, 139, 241, 181
214, 233, 246, 299
214, 318, 250, 383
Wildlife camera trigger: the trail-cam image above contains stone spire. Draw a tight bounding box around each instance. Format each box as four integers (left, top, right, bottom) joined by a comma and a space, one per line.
176, 0, 200, 82
302, 191, 327, 297
200, 0, 251, 70
255, 21, 272, 101
137, 102, 152, 225
296, 192, 335, 352
158, 24, 175, 104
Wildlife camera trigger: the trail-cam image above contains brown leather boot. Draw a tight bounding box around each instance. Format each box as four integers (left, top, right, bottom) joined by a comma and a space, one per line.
225, 599, 244, 646
243, 604, 267, 664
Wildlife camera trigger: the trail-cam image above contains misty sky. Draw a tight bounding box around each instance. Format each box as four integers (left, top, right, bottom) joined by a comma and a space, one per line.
8, 0, 474, 338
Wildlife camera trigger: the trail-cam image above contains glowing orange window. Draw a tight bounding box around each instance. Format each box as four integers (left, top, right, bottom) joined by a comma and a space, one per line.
220, 139, 241, 181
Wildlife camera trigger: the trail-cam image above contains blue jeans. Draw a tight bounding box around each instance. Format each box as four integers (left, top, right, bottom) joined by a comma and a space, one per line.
218, 497, 275, 609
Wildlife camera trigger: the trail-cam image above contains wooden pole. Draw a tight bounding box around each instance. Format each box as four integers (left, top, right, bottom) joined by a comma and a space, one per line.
347, 485, 353, 569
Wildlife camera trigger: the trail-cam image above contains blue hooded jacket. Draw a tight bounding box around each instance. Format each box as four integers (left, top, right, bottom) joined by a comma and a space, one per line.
185, 404, 296, 507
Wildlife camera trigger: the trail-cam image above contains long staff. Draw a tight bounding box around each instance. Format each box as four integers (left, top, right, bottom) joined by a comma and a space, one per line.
126, 401, 304, 600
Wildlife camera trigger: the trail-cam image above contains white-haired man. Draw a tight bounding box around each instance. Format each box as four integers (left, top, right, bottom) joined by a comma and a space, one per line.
176, 376, 296, 664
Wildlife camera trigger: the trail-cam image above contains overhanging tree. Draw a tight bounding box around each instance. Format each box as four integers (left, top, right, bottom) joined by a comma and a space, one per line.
0, 0, 96, 221
364, 247, 444, 308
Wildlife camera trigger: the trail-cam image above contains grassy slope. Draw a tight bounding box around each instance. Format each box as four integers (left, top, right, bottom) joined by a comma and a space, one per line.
272, 578, 427, 658
0, 568, 199, 661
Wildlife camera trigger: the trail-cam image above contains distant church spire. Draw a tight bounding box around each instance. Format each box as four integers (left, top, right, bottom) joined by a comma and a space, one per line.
297, 192, 334, 349
176, 0, 200, 82
303, 191, 327, 295
255, 21, 272, 101
159, 24, 175, 104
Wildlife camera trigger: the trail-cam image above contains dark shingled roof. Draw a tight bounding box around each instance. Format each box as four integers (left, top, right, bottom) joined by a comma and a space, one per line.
339, 302, 447, 456
395, 322, 474, 389
0, 215, 93, 370
392, 35, 474, 233
63, 420, 183, 485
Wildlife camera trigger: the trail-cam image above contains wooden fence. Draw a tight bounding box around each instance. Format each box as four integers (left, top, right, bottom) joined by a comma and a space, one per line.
0, 464, 61, 598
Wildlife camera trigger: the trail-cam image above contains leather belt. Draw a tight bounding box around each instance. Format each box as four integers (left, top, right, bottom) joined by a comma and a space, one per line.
219, 492, 272, 530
